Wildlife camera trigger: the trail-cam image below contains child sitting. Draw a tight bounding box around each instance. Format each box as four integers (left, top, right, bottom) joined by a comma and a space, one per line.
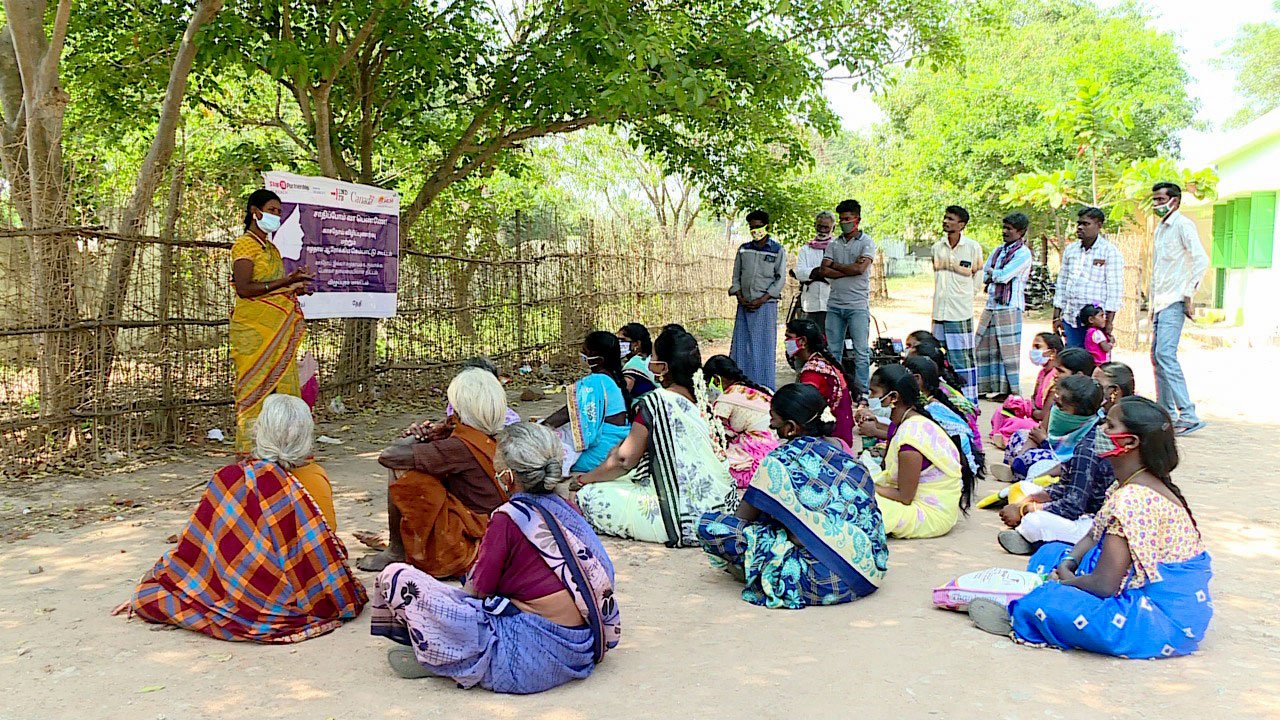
995, 375, 1114, 555
1078, 304, 1113, 365
989, 332, 1064, 448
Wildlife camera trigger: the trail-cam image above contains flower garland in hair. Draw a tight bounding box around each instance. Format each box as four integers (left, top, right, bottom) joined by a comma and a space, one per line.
692, 369, 729, 458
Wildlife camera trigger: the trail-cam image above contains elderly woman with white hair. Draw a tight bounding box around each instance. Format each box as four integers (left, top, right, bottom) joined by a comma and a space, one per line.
357, 368, 515, 576
124, 394, 366, 642
372, 422, 621, 694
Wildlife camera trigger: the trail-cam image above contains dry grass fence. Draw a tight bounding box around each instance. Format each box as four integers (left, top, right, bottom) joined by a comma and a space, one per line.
0, 214, 738, 476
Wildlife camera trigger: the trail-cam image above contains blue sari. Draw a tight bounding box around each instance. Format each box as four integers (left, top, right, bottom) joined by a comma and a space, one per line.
926, 400, 978, 475
568, 373, 630, 473
1009, 491, 1213, 659
697, 437, 889, 609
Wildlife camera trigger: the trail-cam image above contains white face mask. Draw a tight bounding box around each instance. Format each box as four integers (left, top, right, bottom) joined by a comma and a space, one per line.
1029, 348, 1049, 367
257, 211, 282, 233
868, 394, 893, 413
618, 341, 632, 357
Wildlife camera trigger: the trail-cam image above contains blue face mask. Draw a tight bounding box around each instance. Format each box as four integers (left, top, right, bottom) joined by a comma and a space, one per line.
257, 211, 282, 233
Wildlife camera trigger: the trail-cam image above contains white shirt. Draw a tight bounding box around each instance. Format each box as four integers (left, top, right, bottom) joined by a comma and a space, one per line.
1150, 210, 1209, 314
1053, 235, 1124, 327
795, 244, 831, 312
930, 234, 984, 322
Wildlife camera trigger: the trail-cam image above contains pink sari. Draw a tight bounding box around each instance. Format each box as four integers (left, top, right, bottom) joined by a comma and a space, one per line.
990, 366, 1058, 442
712, 384, 781, 489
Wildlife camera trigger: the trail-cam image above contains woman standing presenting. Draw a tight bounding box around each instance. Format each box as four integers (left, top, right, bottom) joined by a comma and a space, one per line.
230, 189, 314, 454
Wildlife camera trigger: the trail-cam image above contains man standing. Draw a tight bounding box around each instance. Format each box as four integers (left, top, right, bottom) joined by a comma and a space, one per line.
930, 205, 984, 403
1149, 182, 1209, 436
821, 199, 876, 397
792, 211, 834, 330
974, 212, 1034, 398
1053, 206, 1124, 348
729, 209, 786, 389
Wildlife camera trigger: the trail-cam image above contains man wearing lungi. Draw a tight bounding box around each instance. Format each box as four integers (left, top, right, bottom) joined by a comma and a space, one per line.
729, 209, 787, 389
930, 205, 984, 403
975, 212, 1034, 398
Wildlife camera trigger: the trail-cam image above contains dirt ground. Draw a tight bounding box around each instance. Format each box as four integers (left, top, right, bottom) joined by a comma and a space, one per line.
3, 284, 1280, 720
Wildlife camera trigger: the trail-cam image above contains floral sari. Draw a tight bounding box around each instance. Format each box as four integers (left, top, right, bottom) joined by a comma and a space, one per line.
698, 437, 889, 608
711, 384, 781, 489
230, 234, 305, 454
578, 388, 735, 547
797, 354, 854, 445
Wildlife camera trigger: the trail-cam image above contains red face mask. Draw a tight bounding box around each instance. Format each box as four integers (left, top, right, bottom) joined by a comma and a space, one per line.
1095, 431, 1137, 458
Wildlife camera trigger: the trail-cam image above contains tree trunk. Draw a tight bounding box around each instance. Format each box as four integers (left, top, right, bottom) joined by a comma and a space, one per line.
83, 0, 221, 414
1, 0, 84, 423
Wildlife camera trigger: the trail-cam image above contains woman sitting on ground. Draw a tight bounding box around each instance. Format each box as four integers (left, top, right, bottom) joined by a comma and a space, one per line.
994, 375, 1116, 555
373, 423, 621, 693
990, 332, 1065, 447
703, 354, 781, 489
543, 331, 632, 474
697, 383, 888, 608
903, 356, 981, 478
906, 335, 983, 451
969, 397, 1213, 659
1093, 361, 1136, 410
997, 347, 1098, 482
618, 322, 658, 402
357, 368, 514, 575
572, 328, 735, 547
869, 364, 974, 539
784, 317, 855, 446
124, 394, 366, 642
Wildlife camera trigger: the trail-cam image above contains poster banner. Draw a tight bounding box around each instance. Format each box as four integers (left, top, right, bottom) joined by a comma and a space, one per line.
262, 171, 399, 319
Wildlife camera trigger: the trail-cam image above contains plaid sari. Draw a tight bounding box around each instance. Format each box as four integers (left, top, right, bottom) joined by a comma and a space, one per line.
975, 307, 1023, 396
932, 318, 978, 403
129, 460, 366, 643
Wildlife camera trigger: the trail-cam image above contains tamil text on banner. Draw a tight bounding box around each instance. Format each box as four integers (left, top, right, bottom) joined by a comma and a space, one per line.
263, 171, 399, 319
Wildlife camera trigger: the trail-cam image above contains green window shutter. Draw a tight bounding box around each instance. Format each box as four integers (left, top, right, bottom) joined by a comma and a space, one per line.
1249, 191, 1276, 269
1231, 197, 1252, 269
1215, 267, 1225, 308
1211, 203, 1229, 268
1223, 200, 1237, 268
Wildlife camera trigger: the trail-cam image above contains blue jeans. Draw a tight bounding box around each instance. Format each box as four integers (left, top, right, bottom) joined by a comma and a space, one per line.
825, 306, 870, 395
1061, 321, 1086, 349
1151, 302, 1200, 426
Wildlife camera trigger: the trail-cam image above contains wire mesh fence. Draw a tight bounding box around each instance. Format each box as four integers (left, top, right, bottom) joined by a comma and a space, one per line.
0, 198, 739, 476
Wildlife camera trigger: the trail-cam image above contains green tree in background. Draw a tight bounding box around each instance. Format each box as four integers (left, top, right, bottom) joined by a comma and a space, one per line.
1220, 0, 1280, 128
849, 0, 1196, 250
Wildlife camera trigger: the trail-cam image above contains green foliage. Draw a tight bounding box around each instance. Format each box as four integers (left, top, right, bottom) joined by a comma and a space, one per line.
1221, 1, 1280, 128
848, 0, 1196, 248
62, 0, 966, 231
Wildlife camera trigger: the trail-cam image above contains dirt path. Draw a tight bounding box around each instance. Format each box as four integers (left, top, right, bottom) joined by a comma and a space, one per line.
2, 309, 1278, 719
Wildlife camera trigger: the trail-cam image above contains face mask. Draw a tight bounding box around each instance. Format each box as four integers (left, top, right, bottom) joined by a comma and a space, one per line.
784, 338, 801, 357
1048, 406, 1093, 437
750, 227, 768, 241
814, 228, 833, 240
257, 211, 282, 233
648, 361, 668, 379
580, 353, 601, 368
1152, 202, 1173, 218
868, 393, 894, 413
1094, 430, 1137, 458
840, 221, 857, 234
1029, 348, 1049, 366
618, 341, 632, 356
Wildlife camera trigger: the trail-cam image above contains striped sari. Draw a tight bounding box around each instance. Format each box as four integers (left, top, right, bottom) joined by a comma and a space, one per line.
230, 234, 305, 454
577, 388, 735, 547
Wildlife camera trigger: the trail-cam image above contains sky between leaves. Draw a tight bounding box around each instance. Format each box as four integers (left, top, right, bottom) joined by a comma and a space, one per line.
822, 0, 1276, 164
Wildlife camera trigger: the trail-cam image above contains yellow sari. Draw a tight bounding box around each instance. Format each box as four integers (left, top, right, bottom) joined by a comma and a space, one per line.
230, 233, 305, 454
874, 414, 963, 539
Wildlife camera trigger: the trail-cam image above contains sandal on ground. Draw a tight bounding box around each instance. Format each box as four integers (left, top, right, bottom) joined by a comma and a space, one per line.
989, 463, 1014, 484
998, 530, 1037, 556
968, 598, 1013, 636
387, 647, 440, 679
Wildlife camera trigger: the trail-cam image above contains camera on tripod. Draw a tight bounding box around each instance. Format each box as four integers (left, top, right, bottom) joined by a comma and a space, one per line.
839, 314, 904, 379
